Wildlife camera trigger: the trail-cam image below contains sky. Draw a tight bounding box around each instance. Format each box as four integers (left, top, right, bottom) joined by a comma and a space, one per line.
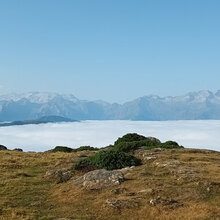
0, 120, 219, 152
0, 0, 220, 103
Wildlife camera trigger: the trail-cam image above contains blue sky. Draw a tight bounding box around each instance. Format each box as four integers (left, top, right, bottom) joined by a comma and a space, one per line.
0, 0, 220, 103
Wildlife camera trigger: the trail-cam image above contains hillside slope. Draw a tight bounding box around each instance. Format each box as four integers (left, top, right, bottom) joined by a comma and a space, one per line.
0, 148, 219, 219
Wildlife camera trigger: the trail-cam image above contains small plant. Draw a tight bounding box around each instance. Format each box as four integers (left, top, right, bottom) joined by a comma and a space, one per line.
74, 149, 141, 171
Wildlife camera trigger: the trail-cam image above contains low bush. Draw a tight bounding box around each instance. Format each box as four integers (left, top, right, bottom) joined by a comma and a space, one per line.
0, 145, 7, 150
13, 148, 23, 152
74, 149, 141, 171
114, 137, 161, 152
114, 133, 183, 152
114, 133, 147, 145
161, 141, 184, 149
73, 146, 99, 152
51, 146, 74, 153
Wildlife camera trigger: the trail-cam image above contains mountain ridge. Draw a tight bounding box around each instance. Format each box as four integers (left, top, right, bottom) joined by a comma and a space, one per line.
0, 90, 220, 121
0, 116, 77, 127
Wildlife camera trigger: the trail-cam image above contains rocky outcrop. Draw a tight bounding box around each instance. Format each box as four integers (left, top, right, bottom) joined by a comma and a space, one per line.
73, 169, 124, 190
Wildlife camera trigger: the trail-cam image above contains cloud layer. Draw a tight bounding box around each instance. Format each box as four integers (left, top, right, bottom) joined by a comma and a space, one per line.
0, 120, 219, 152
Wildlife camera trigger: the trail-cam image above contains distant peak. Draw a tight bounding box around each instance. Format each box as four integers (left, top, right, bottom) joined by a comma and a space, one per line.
215, 90, 220, 97
0, 92, 79, 103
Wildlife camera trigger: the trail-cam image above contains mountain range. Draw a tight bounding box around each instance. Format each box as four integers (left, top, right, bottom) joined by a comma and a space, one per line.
0, 90, 220, 121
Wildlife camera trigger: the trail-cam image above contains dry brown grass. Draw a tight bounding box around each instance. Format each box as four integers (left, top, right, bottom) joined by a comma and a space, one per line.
0, 148, 219, 220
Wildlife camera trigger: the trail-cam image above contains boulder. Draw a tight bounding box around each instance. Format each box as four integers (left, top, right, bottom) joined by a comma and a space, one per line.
73, 169, 124, 190
45, 168, 73, 183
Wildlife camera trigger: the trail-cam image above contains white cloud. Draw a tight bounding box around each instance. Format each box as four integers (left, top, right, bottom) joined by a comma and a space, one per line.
0, 120, 219, 152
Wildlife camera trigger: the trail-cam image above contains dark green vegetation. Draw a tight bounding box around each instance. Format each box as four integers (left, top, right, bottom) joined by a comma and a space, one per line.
74, 149, 141, 171
51, 145, 98, 153
74, 133, 183, 172
114, 133, 183, 152
162, 140, 183, 149
0, 144, 7, 150
13, 148, 23, 152
51, 146, 74, 153
0, 145, 23, 152
73, 145, 99, 152
114, 133, 148, 145
0, 115, 77, 127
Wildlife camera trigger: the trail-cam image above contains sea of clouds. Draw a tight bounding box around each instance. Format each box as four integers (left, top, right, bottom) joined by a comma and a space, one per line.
0, 120, 219, 152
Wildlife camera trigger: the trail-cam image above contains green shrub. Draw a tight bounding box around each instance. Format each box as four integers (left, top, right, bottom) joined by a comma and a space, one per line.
73, 146, 99, 152
161, 141, 183, 149
13, 148, 23, 152
114, 139, 161, 152
74, 149, 141, 171
0, 145, 7, 150
51, 146, 74, 153
114, 133, 147, 145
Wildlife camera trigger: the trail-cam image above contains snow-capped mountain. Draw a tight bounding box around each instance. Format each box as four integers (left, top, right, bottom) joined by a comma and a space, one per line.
0, 90, 220, 121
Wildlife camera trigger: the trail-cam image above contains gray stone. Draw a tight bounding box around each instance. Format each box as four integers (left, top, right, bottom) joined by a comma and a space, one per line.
145, 156, 157, 161
139, 188, 154, 194
45, 168, 73, 183
73, 169, 124, 190
154, 160, 181, 168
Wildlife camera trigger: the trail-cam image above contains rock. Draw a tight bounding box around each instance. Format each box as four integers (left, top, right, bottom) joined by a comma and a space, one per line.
45, 168, 73, 183
149, 196, 181, 208
175, 168, 199, 175
112, 188, 127, 195
152, 148, 163, 152
198, 181, 220, 193
119, 166, 134, 175
154, 160, 181, 168
139, 188, 154, 194
106, 199, 139, 209
126, 192, 136, 196
73, 169, 124, 190
145, 156, 157, 161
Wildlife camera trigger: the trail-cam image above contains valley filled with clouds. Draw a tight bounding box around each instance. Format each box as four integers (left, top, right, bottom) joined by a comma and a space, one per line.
0, 120, 219, 152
